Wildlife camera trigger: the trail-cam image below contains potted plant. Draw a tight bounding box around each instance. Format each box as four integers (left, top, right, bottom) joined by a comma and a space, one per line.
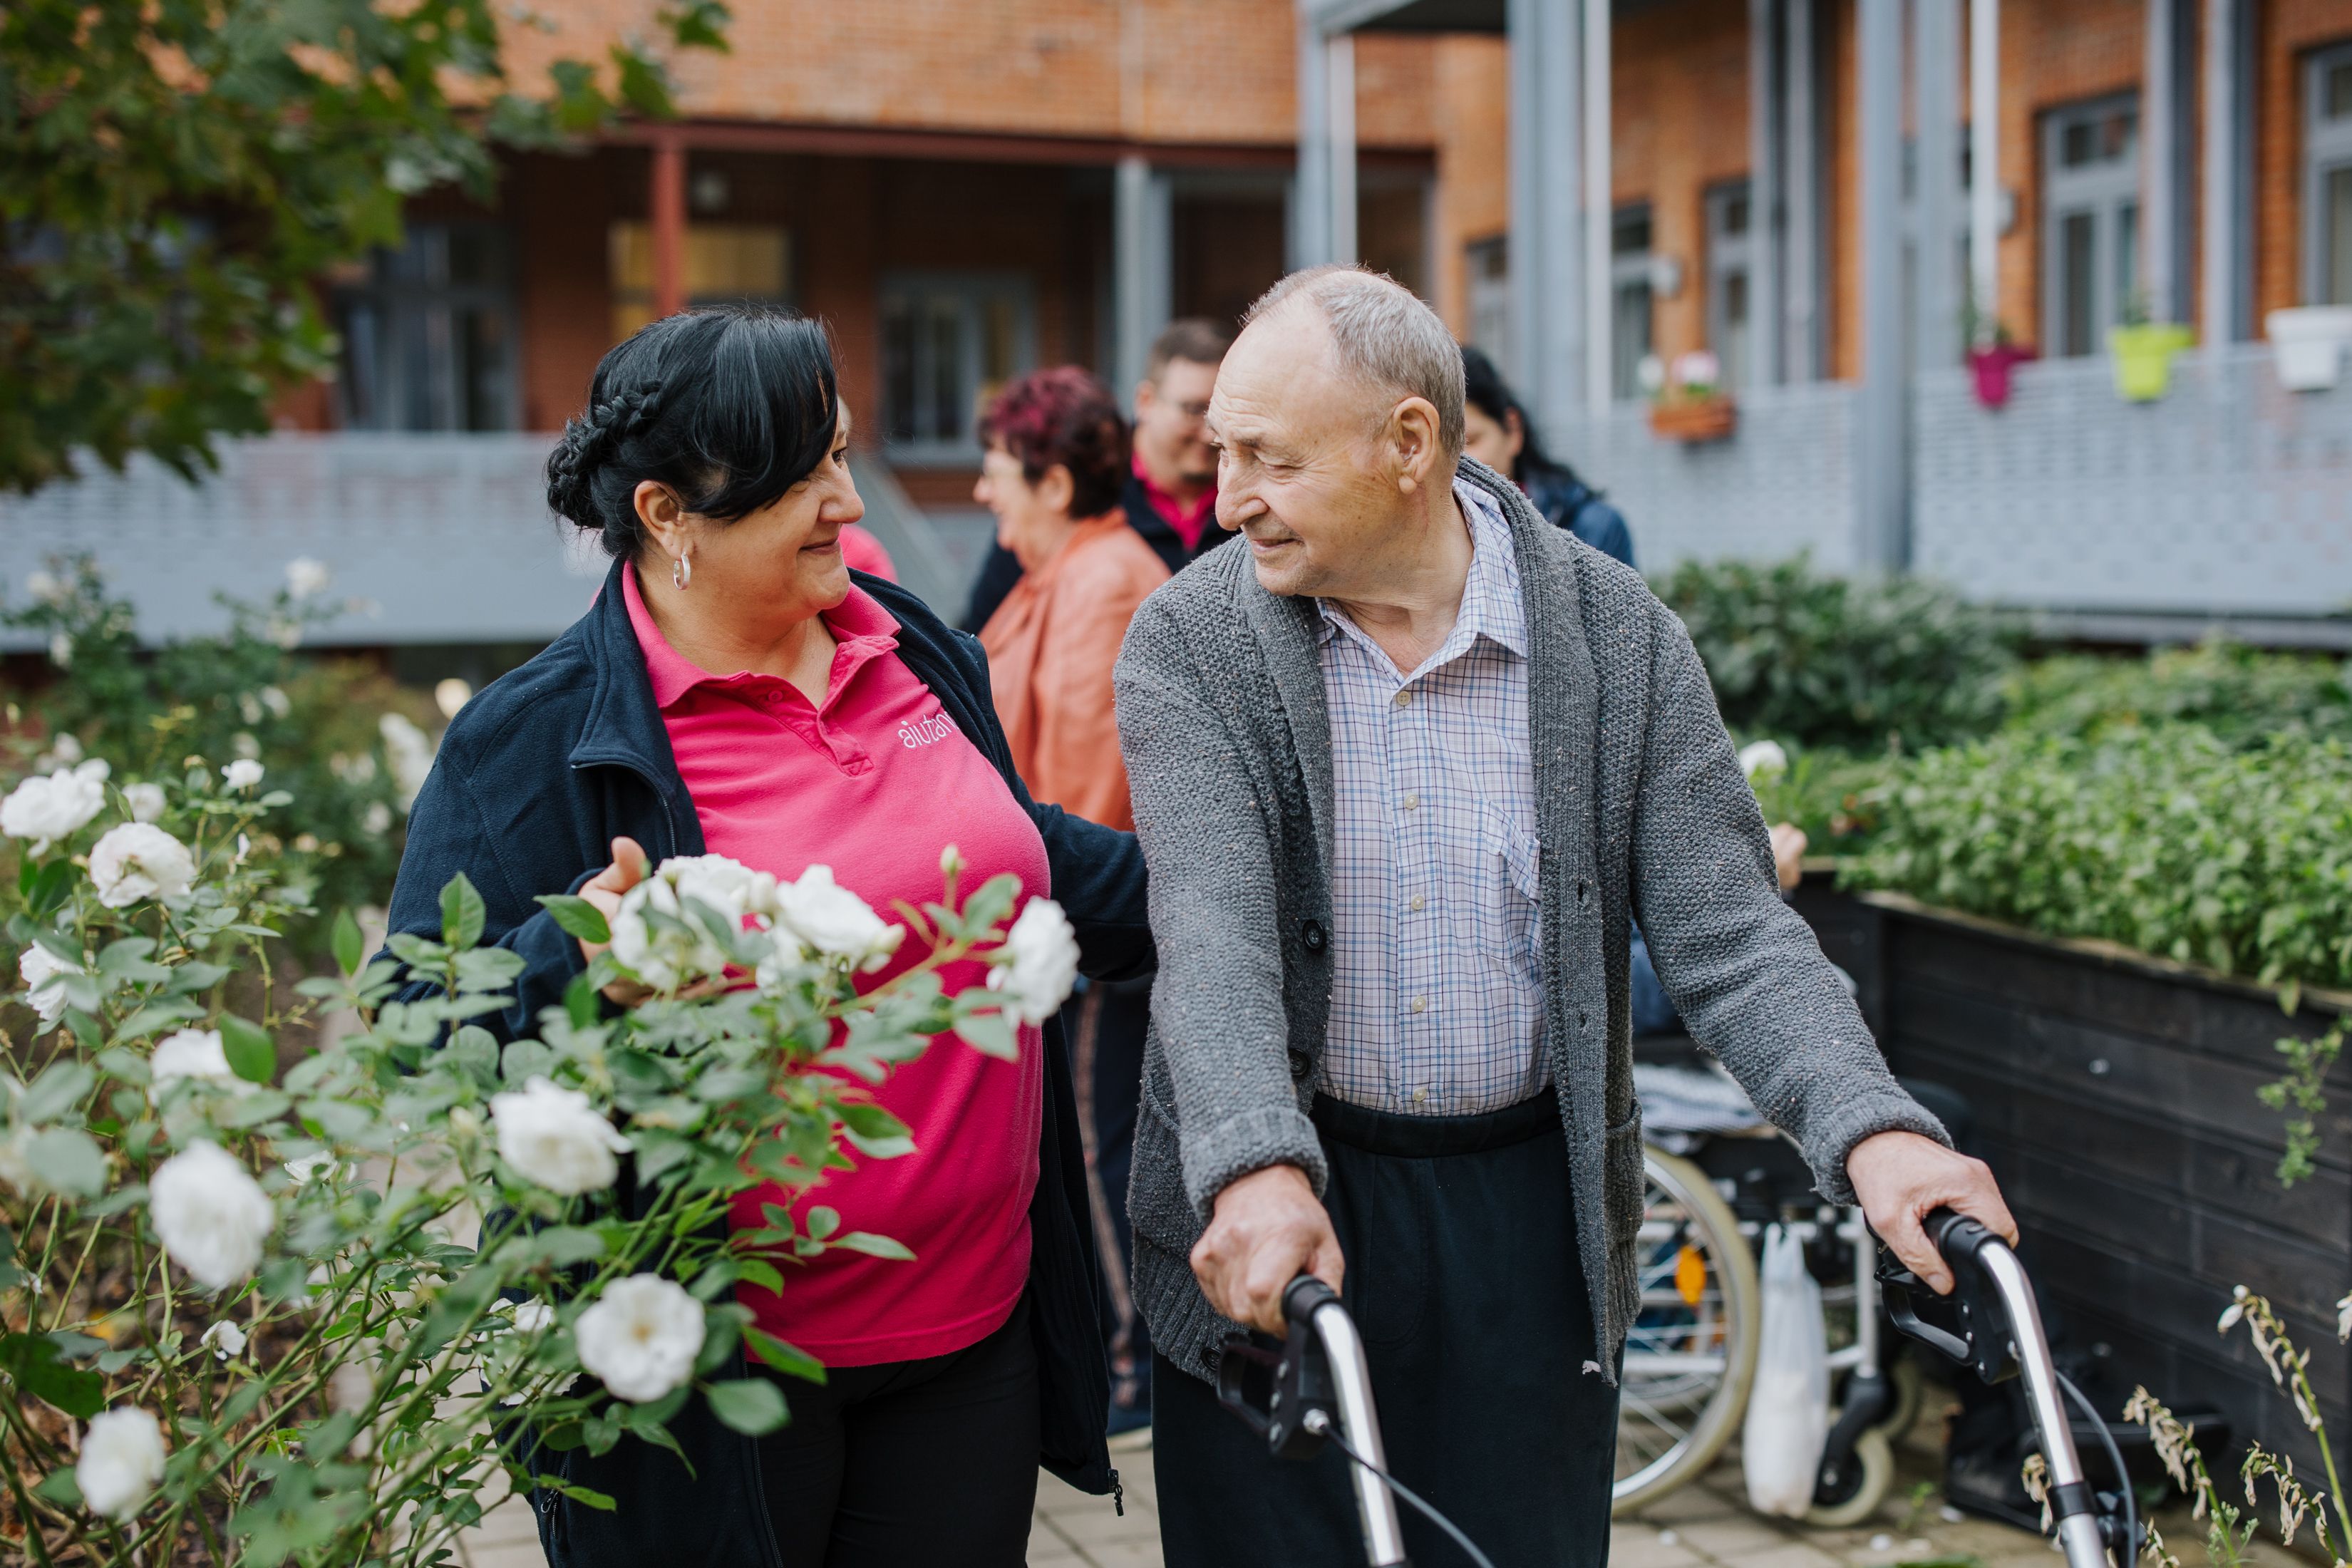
1646, 350, 1737, 443
1961, 296, 2036, 409
2265, 306, 2352, 392
2108, 292, 2194, 402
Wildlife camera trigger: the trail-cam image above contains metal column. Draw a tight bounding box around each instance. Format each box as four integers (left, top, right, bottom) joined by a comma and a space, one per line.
1856, 0, 1908, 572
1784, 0, 1820, 381
1584, 0, 1613, 411
1114, 156, 1173, 399
1969, 0, 2000, 344
1507, 0, 1586, 438
2199, 0, 2239, 343
1330, 33, 1358, 265
1749, 0, 1783, 386
2142, 0, 2180, 324
1294, 9, 1332, 269
1915, 0, 1963, 368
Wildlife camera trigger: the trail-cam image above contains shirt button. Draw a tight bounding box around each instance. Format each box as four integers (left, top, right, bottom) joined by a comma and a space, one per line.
1411, 1087, 1429, 1105
1410, 995, 1428, 1014
1409, 894, 1426, 912
1393, 689, 1413, 709
1403, 793, 1420, 811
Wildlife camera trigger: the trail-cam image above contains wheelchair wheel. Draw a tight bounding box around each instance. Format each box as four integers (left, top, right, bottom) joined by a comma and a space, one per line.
1612, 1147, 1761, 1515
1802, 1426, 1894, 1527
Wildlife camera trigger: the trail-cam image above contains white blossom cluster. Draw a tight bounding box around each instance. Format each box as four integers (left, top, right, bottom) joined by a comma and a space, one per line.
607, 854, 909, 993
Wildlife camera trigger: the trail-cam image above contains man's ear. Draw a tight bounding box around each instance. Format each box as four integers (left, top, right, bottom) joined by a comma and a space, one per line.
1389, 396, 1445, 497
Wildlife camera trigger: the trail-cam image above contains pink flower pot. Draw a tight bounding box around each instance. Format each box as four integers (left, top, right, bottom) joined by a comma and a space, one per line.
1969, 344, 2036, 410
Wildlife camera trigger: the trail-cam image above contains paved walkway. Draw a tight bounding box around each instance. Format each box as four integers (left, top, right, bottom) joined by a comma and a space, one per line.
455, 1388, 2291, 1568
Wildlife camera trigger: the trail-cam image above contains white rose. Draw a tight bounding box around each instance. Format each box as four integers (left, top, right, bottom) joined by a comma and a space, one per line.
123, 782, 167, 824
361, 801, 393, 835
285, 557, 333, 600
200, 1319, 247, 1361
19, 942, 81, 1031
775, 865, 904, 974
378, 713, 435, 808
151, 1028, 255, 1096
88, 823, 197, 908
76, 1407, 166, 1522
223, 759, 264, 791
573, 1274, 706, 1403
259, 686, 291, 719
150, 1142, 276, 1290
47, 631, 72, 669
23, 569, 59, 604
1738, 739, 1790, 784
1, 765, 106, 847
282, 1151, 339, 1185
609, 855, 775, 991
489, 1077, 629, 1196
987, 897, 1080, 1025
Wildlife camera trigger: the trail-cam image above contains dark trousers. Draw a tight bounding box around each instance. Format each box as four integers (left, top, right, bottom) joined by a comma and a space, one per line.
754, 1298, 1038, 1567
1066, 975, 1154, 1415
1155, 1089, 1620, 1568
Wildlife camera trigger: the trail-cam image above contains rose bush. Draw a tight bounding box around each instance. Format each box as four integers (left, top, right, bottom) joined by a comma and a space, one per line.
0, 747, 1075, 1564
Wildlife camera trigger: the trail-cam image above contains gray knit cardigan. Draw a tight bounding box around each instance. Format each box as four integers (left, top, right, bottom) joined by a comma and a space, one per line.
1110, 458, 1947, 1386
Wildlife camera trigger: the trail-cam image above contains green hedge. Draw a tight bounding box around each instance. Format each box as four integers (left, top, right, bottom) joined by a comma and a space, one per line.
1842, 723, 2352, 991
2004, 640, 2352, 749
1658, 555, 2015, 752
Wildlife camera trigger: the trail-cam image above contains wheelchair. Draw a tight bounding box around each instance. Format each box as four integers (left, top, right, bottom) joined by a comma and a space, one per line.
1612, 1033, 1923, 1524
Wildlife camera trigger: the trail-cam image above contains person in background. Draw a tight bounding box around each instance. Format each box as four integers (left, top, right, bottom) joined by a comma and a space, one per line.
961, 319, 1232, 631
1459, 344, 1636, 568
974, 369, 1172, 1443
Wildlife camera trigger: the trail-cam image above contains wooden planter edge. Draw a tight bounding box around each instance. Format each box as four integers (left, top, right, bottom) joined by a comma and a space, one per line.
1846, 887, 2352, 1020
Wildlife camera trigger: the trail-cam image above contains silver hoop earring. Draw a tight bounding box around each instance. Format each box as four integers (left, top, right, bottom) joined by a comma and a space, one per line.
673, 553, 692, 591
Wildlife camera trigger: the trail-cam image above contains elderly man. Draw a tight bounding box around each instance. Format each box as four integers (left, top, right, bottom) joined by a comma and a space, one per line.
1112, 267, 2016, 1568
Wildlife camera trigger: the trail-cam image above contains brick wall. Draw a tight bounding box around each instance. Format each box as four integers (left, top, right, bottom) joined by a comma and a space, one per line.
493, 0, 1437, 150
1430, 36, 1508, 334
2258, 1, 2352, 319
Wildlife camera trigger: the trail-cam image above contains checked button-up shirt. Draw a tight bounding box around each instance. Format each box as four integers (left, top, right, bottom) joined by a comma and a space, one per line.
1314, 478, 1549, 1118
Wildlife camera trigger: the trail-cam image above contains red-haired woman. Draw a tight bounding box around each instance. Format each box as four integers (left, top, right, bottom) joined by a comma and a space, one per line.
974, 367, 1170, 1439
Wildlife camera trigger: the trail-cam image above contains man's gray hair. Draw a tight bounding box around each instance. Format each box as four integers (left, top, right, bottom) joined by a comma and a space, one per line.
1244, 265, 1466, 458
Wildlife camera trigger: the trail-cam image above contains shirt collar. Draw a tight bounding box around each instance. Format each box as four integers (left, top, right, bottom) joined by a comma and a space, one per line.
1315, 476, 1527, 667
1133, 453, 1217, 549
622, 560, 902, 711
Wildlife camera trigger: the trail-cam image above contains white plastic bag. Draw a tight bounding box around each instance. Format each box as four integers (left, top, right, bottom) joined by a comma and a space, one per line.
1742, 1223, 1830, 1517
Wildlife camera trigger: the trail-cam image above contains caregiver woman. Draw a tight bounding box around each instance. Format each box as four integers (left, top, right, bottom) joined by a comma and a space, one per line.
383, 306, 1151, 1568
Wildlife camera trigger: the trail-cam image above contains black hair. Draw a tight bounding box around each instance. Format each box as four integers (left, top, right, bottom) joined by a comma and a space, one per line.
1459, 344, 1587, 494
546, 306, 842, 559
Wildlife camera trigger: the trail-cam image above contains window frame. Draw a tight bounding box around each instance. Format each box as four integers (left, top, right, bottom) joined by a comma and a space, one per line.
2038, 91, 2143, 359
1704, 180, 1755, 392
875, 271, 1038, 470
2304, 41, 2352, 306
1611, 202, 1656, 403
333, 222, 522, 433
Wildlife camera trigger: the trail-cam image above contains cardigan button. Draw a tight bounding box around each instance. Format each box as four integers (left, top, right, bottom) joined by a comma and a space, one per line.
1577, 880, 1590, 904
1288, 1050, 1313, 1082
1301, 919, 1328, 954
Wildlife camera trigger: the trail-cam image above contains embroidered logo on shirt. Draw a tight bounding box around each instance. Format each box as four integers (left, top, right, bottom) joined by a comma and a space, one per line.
898, 711, 961, 749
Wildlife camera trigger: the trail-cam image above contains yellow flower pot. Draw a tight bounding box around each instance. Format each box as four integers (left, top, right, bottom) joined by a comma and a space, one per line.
2108, 324, 2194, 403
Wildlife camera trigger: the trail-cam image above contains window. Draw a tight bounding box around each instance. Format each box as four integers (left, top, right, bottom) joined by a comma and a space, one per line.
332, 225, 519, 431
2041, 94, 2142, 357
1706, 182, 1753, 391
1611, 205, 1656, 401
2306, 43, 2352, 304
877, 274, 1036, 466
608, 223, 792, 341
1465, 236, 1510, 368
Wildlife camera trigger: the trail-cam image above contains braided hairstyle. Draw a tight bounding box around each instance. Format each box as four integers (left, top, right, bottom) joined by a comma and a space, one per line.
545, 306, 842, 559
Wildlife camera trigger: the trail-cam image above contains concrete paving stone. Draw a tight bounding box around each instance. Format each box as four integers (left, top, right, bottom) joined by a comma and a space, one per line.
1611, 1527, 1708, 1568
1716, 1541, 1848, 1568
1632, 1482, 1750, 1525
1675, 1513, 1809, 1557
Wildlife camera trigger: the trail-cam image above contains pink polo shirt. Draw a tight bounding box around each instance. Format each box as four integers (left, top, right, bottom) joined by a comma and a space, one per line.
622, 564, 1048, 1366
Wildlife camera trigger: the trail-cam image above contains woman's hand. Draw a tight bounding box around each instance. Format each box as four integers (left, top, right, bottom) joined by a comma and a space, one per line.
1768, 822, 1809, 893
579, 836, 652, 1004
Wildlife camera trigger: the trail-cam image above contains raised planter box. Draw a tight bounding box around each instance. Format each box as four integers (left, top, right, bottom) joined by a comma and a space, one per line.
1792, 882, 2351, 1477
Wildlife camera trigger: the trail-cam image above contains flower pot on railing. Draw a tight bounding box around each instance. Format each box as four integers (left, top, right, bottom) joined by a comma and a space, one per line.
2108, 323, 2194, 402
1648, 395, 1738, 443
1967, 342, 2037, 409
2265, 306, 2352, 392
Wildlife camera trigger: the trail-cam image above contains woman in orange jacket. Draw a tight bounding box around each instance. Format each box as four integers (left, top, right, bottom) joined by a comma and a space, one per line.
975, 368, 1172, 834
974, 366, 1174, 1443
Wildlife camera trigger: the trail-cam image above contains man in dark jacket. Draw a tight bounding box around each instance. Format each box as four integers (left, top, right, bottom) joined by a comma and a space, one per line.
961, 319, 1232, 631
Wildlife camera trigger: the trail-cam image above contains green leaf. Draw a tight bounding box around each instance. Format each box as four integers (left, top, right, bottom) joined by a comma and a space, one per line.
218, 1014, 277, 1084
332, 908, 365, 976
0, 1332, 104, 1418
565, 969, 601, 1031
734, 1257, 786, 1296
21, 1059, 96, 1123
804, 1206, 840, 1243
28, 1129, 105, 1197
703, 1377, 789, 1435
441, 872, 488, 951
829, 1232, 915, 1262
26, 859, 77, 917
954, 1009, 1019, 1062
744, 1328, 827, 1386
537, 893, 612, 946
31, 1468, 81, 1508
532, 1475, 617, 1511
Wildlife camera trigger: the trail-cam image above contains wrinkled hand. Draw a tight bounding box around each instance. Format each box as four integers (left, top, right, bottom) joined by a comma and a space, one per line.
1847, 1129, 2017, 1294
1191, 1165, 1344, 1334
1768, 822, 1809, 893
578, 836, 651, 1004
